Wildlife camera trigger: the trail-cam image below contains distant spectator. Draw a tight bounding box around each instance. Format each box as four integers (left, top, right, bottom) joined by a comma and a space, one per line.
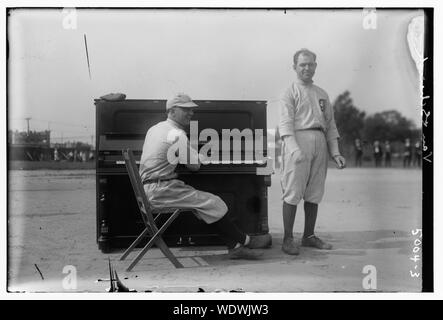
373, 140, 383, 168
403, 138, 412, 168
354, 138, 363, 167
54, 148, 59, 161
384, 140, 392, 167
413, 140, 422, 167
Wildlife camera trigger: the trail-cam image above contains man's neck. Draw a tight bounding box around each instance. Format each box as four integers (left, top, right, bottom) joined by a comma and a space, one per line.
167, 117, 186, 130
295, 77, 313, 85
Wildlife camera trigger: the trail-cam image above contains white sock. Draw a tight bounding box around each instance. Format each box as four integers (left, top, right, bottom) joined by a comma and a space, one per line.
244, 235, 250, 246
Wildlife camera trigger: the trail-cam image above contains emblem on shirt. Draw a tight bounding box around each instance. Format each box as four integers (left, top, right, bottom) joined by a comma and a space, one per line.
319, 99, 326, 112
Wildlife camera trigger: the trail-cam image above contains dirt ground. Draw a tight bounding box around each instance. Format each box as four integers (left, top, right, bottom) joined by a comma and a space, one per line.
7, 167, 422, 293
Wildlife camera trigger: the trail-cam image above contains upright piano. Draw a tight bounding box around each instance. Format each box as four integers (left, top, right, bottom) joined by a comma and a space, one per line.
95, 98, 271, 252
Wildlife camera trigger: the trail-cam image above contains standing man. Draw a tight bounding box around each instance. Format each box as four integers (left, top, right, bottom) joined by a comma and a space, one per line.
403, 138, 412, 168
354, 138, 363, 167
54, 148, 59, 161
139, 93, 271, 260
279, 49, 346, 255
413, 140, 421, 167
384, 140, 392, 167
373, 140, 383, 168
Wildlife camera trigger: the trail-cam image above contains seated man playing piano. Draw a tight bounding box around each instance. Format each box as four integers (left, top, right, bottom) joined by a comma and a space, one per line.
139, 93, 271, 260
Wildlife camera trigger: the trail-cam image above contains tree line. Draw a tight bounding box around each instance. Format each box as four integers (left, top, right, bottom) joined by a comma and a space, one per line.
333, 90, 420, 157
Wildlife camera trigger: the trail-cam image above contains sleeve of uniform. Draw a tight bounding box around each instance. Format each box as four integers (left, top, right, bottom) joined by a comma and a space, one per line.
324, 94, 340, 141
324, 95, 341, 157
187, 137, 201, 165
177, 132, 201, 165
278, 86, 297, 138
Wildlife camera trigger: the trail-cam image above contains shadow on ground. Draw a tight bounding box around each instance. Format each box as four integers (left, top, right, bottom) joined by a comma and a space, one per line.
110, 229, 412, 270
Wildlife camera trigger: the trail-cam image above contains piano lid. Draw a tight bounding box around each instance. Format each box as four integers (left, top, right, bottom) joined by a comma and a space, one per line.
96, 99, 267, 137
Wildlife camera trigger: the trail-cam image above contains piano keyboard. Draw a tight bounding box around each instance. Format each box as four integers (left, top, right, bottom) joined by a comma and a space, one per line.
115, 160, 267, 165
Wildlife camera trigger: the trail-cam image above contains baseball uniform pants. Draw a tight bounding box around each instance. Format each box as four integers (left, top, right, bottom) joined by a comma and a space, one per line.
280, 129, 328, 205
144, 179, 227, 224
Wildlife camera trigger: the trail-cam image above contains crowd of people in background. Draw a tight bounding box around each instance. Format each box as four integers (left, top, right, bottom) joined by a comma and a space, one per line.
353, 138, 422, 168
53, 148, 95, 162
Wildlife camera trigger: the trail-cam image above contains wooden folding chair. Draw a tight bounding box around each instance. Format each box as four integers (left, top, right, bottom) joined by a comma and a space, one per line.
119, 149, 189, 271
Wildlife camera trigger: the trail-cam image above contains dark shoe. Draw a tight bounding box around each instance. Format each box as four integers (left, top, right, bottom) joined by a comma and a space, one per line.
281, 238, 300, 255
228, 246, 263, 260
301, 235, 332, 250
246, 234, 272, 249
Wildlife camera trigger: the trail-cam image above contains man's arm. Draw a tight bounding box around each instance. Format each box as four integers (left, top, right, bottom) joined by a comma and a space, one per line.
170, 129, 201, 171
185, 137, 201, 171
327, 138, 346, 169
324, 96, 346, 169
186, 146, 201, 171
279, 87, 305, 159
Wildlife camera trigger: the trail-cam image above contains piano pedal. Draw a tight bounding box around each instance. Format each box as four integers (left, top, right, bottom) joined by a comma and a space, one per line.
188, 236, 195, 245
177, 237, 183, 245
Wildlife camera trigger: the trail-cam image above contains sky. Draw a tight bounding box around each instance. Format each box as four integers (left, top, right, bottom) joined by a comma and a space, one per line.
8, 8, 424, 144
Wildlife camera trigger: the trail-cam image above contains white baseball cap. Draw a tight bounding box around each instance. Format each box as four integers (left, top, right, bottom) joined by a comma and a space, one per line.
166, 93, 198, 110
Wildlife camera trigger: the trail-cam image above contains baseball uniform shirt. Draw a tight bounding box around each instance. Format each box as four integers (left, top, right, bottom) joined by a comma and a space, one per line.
139, 119, 227, 224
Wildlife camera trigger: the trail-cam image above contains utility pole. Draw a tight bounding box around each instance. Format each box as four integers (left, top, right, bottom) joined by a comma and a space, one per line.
25, 117, 31, 135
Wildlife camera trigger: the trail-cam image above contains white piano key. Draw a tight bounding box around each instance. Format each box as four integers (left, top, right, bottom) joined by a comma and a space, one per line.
116, 160, 140, 164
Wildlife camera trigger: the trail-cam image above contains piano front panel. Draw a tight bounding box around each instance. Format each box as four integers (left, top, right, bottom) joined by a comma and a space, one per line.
97, 173, 269, 248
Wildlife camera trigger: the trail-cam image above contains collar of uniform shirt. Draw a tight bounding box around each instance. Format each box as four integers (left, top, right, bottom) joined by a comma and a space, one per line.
295, 77, 314, 86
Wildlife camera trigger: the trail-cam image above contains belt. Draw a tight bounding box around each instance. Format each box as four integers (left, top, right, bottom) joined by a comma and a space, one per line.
296, 127, 324, 133
142, 177, 175, 185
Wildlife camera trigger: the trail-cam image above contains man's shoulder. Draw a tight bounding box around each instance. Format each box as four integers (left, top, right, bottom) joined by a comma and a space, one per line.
281, 82, 299, 97
152, 120, 187, 139
286, 81, 299, 91
312, 83, 329, 97
149, 120, 173, 131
